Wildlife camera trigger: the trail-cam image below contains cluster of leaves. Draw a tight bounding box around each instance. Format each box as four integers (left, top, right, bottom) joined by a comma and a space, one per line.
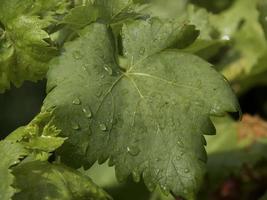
1, 0, 267, 200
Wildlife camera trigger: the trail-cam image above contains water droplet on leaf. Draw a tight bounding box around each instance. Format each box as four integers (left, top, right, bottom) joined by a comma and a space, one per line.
71, 122, 80, 130
100, 123, 107, 131
72, 97, 81, 105
127, 146, 140, 156
222, 34, 230, 41
184, 168, 189, 173
104, 65, 113, 75
82, 107, 92, 119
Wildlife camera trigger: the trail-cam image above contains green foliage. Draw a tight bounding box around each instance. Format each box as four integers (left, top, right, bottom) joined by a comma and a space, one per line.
1, 0, 267, 199
0, 0, 69, 92
12, 161, 112, 200
43, 15, 238, 200
0, 141, 27, 200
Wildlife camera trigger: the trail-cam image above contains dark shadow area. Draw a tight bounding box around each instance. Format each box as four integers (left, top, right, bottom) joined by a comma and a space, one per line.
107, 178, 150, 200
200, 148, 267, 200
239, 86, 267, 119
0, 80, 46, 139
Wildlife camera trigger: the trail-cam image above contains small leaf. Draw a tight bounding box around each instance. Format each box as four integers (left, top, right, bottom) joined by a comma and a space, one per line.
6, 110, 65, 160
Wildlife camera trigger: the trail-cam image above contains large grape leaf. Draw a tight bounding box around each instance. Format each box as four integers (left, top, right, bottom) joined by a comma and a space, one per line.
44, 19, 239, 199
0, 0, 59, 93
12, 161, 112, 200
0, 141, 27, 200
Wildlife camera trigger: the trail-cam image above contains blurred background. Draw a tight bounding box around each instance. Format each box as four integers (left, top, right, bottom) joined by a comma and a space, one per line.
0, 81, 46, 139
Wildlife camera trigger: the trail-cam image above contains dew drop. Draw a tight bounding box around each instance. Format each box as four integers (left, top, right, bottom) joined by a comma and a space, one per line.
82, 65, 87, 71
72, 97, 81, 105
104, 65, 113, 75
72, 50, 83, 60
222, 34, 230, 41
99, 123, 107, 131
71, 122, 80, 130
184, 168, 189, 173
127, 146, 140, 156
82, 107, 92, 119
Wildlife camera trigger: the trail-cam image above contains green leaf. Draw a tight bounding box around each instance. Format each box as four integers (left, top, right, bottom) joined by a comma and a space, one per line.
210, 0, 267, 81
6, 110, 65, 161
12, 161, 112, 200
63, 0, 143, 31
82, 162, 119, 188
44, 19, 239, 199
63, 5, 102, 30
0, 0, 58, 93
92, 0, 134, 19
0, 140, 27, 200
149, 191, 175, 200
139, 0, 188, 20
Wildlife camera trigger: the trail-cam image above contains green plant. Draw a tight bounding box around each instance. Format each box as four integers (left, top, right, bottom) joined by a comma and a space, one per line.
1, 0, 267, 200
